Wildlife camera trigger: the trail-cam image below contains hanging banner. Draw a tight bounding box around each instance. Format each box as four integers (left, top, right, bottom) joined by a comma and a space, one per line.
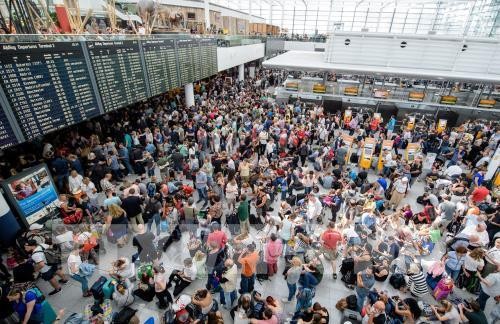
378, 140, 394, 171
436, 119, 447, 134
407, 116, 416, 131
405, 143, 420, 163
343, 109, 352, 126
360, 137, 376, 169
342, 134, 355, 163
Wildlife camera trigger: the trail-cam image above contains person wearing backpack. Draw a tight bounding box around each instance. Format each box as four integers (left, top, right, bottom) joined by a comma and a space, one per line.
7, 288, 44, 324
24, 240, 67, 296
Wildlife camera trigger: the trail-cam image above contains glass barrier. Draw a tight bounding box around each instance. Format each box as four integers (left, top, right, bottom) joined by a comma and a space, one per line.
0, 33, 265, 46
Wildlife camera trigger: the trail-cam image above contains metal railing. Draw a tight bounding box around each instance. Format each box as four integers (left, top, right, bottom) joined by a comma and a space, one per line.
0, 33, 266, 46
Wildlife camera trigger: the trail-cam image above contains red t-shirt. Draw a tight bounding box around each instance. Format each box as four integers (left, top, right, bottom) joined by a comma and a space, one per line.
471, 186, 489, 203
321, 229, 342, 249
207, 230, 227, 249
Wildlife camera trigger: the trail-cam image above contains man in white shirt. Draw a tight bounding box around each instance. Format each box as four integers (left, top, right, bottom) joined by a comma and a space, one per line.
167, 258, 197, 297
306, 194, 323, 232
68, 170, 83, 194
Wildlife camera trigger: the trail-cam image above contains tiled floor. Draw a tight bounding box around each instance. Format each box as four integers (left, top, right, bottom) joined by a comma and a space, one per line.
39, 162, 495, 323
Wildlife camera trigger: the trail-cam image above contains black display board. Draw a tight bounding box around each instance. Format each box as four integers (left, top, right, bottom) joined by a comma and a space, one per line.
199, 38, 218, 79
0, 105, 18, 149
176, 39, 197, 86
86, 40, 148, 112
141, 39, 179, 97
0, 42, 100, 140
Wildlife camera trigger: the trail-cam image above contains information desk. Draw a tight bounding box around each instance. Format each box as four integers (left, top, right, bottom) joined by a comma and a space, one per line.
86, 40, 147, 112
0, 42, 100, 140
0, 105, 18, 149
141, 39, 179, 97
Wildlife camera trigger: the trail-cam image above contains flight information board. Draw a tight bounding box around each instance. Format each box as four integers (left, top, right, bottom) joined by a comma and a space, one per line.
176, 39, 197, 86
141, 39, 179, 97
86, 40, 147, 112
199, 38, 218, 79
0, 42, 100, 140
0, 105, 18, 149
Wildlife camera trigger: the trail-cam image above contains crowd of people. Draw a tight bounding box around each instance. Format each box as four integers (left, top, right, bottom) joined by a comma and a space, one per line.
0, 69, 498, 324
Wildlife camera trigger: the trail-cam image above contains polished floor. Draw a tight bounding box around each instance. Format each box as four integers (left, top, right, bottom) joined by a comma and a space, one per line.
40, 162, 496, 323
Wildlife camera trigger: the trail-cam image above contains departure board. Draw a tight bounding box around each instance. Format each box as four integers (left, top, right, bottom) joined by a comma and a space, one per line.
199, 38, 218, 79
0, 42, 100, 140
176, 39, 197, 86
86, 40, 147, 112
0, 105, 18, 149
141, 39, 179, 97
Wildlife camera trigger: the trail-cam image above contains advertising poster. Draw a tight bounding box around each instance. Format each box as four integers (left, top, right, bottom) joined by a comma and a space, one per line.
1, 164, 58, 225
436, 119, 447, 134
407, 116, 415, 130
378, 140, 393, 171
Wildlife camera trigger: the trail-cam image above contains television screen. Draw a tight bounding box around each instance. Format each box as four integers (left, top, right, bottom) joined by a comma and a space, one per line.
1, 164, 58, 225
187, 12, 196, 19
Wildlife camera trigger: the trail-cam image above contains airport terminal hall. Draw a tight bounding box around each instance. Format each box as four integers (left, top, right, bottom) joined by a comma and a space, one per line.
0, 0, 500, 323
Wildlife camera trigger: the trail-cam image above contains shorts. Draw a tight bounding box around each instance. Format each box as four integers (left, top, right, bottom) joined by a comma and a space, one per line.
40, 265, 58, 281
174, 164, 183, 172
322, 247, 337, 260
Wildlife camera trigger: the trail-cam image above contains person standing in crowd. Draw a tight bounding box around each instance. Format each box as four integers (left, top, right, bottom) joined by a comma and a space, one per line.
67, 245, 92, 297
238, 244, 259, 294
195, 168, 209, 207
355, 266, 375, 312
121, 188, 144, 233
24, 240, 68, 296
320, 222, 342, 280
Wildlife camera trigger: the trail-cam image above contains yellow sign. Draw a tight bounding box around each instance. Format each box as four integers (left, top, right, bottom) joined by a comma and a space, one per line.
342, 134, 355, 163
360, 137, 376, 169
407, 116, 415, 131
343, 110, 352, 126
378, 140, 394, 171
436, 119, 447, 134
405, 143, 419, 162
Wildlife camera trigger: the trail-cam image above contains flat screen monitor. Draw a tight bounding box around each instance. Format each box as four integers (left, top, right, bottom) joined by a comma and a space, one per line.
1, 164, 58, 226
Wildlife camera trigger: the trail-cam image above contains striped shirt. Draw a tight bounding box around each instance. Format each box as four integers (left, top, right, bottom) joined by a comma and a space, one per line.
408, 272, 428, 297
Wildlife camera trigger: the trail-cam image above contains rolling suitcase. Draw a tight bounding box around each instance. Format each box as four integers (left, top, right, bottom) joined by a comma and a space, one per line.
103, 278, 115, 300
91, 276, 108, 301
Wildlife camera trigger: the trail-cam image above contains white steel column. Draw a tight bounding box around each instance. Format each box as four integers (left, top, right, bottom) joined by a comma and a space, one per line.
184, 83, 195, 107
238, 64, 245, 81
249, 65, 256, 78
204, 0, 210, 32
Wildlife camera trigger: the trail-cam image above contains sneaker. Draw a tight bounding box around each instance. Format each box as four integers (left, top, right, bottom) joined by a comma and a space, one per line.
59, 279, 68, 284
48, 288, 61, 296
281, 298, 290, 303
332, 273, 337, 280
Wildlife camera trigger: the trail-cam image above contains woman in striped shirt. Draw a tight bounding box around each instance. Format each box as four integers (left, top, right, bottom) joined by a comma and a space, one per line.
407, 263, 429, 297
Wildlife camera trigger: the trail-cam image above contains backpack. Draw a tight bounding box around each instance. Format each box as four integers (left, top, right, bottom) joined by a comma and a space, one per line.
112, 306, 137, 324
300, 145, 308, 156
147, 182, 156, 198
252, 301, 266, 320
32, 246, 61, 266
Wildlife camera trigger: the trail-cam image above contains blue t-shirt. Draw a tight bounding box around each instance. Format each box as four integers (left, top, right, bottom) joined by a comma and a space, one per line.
387, 118, 396, 130
13, 290, 42, 319
473, 172, 484, 186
